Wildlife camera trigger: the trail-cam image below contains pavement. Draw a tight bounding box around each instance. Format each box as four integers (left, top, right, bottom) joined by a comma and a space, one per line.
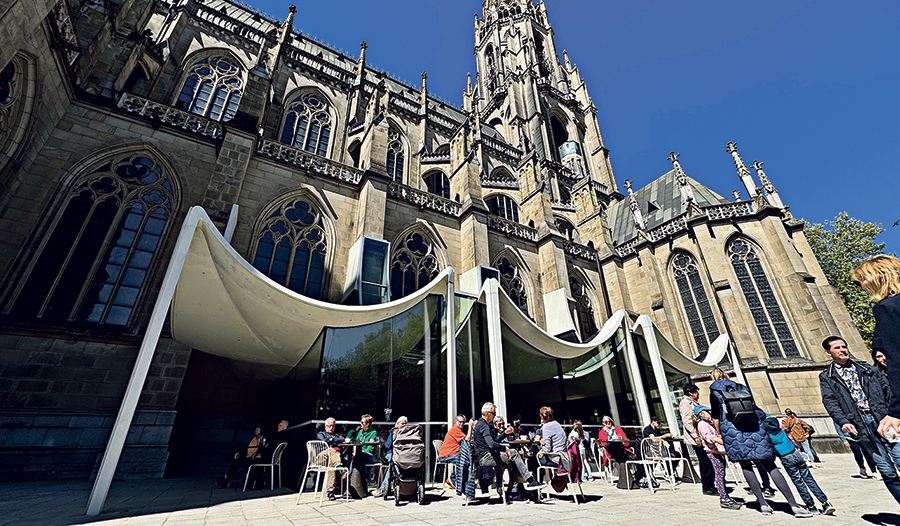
1, 453, 898, 526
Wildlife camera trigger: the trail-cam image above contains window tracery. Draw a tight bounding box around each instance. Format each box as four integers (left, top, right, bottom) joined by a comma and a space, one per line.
13, 155, 176, 326
387, 128, 404, 183
174, 56, 243, 122
671, 252, 720, 352
280, 92, 331, 157
389, 231, 440, 299
251, 198, 328, 299
727, 239, 799, 359
569, 276, 597, 341
496, 255, 528, 314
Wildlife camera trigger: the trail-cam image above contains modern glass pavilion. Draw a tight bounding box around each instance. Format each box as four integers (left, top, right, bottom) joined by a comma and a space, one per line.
87, 207, 740, 514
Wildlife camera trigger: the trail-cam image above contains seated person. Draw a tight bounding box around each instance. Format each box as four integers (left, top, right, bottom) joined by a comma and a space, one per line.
438, 414, 475, 487
536, 406, 566, 469
216, 424, 264, 488
373, 415, 409, 496
594, 416, 631, 468
642, 416, 681, 459
346, 414, 380, 480
315, 417, 345, 501
472, 402, 546, 498
260, 419, 290, 461
493, 415, 514, 443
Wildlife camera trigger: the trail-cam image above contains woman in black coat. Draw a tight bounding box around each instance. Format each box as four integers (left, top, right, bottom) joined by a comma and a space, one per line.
853, 255, 900, 439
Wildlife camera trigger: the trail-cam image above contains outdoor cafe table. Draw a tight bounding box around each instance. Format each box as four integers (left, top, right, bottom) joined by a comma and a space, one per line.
603, 438, 639, 490
337, 441, 379, 499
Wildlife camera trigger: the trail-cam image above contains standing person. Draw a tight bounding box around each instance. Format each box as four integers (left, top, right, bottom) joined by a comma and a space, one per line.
852, 256, 900, 441
834, 421, 877, 479
708, 367, 812, 517
874, 349, 890, 378
819, 335, 900, 504
471, 402, 546, 499
536, 406, 566, 469
762, 416, 835, 515
680, 383, 717, 495
782, 409, 817, 466
693, 405, 741, 510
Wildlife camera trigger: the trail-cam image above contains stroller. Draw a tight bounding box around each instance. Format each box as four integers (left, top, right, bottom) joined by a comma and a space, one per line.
383, 424, 426, 505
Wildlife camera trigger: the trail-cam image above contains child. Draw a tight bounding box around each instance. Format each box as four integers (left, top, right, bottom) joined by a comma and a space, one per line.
693, 405, 741, 510
762, 416, 835, 515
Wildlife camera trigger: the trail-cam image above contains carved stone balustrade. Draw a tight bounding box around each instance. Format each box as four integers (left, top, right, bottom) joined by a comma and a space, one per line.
256, 140, 363, 184
387, 182, 462, 217
704, 201, 754, 220
117, 93, 224, 139
562, 240, 596, 262
487, 215, 538, 241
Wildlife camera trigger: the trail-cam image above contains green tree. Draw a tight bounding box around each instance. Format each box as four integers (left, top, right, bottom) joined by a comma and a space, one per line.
803, 212, 886, 346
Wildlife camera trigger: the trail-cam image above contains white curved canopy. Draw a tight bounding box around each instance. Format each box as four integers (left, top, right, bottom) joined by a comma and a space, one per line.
170, 207, 451, 368
632, 314, 732, 374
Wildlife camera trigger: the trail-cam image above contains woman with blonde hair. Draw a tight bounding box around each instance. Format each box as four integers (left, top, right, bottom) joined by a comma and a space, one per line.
852, 255, 900, 439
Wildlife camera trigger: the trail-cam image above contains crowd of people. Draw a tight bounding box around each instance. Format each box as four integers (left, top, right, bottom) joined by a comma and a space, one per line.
210, 255, 900, 517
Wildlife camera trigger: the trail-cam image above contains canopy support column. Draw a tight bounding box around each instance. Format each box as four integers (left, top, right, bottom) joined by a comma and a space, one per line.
484, 279, 507, 417
623, 321, 651, 425
424, 296, 432, 482
602, 362, 620, 424
446, 271, 456, 425
86, 208, 201, 516
639, 321, 680, 434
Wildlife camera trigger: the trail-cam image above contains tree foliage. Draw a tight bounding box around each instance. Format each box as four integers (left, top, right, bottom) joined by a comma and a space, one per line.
804, 212, 886, 346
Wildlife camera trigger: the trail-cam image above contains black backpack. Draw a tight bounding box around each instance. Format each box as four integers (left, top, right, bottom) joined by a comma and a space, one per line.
716, 384, 757, 425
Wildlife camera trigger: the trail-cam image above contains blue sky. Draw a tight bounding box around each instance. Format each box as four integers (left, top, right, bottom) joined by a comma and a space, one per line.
254, 0, 900, 252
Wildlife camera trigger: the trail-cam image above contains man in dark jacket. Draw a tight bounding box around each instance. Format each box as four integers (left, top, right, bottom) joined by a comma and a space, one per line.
819, 336, 900, 504
472, 402, 545, 498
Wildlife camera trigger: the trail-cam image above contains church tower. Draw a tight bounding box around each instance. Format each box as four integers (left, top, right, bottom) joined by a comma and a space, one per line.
472, 0, 618, 208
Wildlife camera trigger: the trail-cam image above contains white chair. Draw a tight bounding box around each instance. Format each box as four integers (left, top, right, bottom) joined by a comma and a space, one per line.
591, 441, 614, 484
432, 439, 453, 489
625, 439, 677, 493
725, 455, 745, 484
537, 449, 585, 504
297, 440, 348, 507
243, 442, 287, 491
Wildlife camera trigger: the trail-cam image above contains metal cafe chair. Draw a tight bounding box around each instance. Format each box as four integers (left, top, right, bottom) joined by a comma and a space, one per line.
243, 442, 287, 491
432, 439, 454, 489
297, 440, 349, 507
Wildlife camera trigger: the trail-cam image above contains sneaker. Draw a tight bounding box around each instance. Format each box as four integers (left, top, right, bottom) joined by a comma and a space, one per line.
703, 489, 720, 496
445, 478, 455, 489
371, 489, 382, 497
760, 505, 774, 515
326, 492, 336, 501
859, 468, 870, 478
821, 502, 835, 515
524, 479, 547, 491
762, 486, 776, 498
720, 498, 742, 510
791, 506, 814, 518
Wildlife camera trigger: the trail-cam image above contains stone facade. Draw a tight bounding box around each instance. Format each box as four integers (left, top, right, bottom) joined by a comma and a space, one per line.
0, 0, 862, 480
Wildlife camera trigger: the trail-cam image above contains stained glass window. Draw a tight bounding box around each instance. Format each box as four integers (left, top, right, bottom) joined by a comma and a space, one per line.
672, 252, 720, 353
387, 128, 404, 183
280, 93, 331, 157
252, 198, 328, 299
569, 276, 597, 341
174, 56, 243, 122
390, 231, 440, 299
495, 255, 528, 315
727, 239, 799, 359
14, 155, 176, 326
424, 171, 450, 199
487, 195, 519, 223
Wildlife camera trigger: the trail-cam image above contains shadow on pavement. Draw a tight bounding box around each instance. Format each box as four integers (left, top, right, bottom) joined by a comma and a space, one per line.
862, 513, 900, 526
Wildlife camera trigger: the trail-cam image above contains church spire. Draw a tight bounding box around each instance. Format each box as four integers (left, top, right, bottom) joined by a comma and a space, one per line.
354, 41, 367, 86
752, 160, 785, 209
624, 180, 646, 231
726, 142, 760, 201
668, 151, 696, 208
419, 71, 428, 106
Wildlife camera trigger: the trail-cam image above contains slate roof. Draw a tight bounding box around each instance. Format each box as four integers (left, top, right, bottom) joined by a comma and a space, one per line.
606, 170, 732, 245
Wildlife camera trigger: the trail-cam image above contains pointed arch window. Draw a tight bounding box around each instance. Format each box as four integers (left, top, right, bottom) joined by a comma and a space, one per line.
496, 255, 528, 314
13, 155, 176, 326
424, 171, 450, 199
556, 217, 580, 243
280, 92, 331, 157
390, 231, 440, 299
174, 56, 243, 122
569, 276, 597, 341
251, 198, 328, 299
727, 239, 799, 359
387, 128, 404, 183
671, 253, 720, 352
487, 195, 519, 223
